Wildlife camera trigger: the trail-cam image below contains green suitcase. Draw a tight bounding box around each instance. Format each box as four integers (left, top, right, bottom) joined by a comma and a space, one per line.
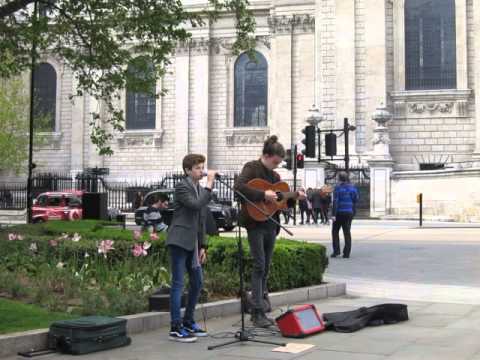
47, 316, 131, 355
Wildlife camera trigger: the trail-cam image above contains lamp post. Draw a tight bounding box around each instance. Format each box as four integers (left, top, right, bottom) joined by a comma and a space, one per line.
306, 104, 323, 163
26, 0, 39, 224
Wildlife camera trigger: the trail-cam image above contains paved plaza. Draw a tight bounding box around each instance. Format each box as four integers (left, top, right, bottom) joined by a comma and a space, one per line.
5, 220, 480, 360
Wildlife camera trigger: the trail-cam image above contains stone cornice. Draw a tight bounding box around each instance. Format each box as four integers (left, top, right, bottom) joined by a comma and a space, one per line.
175, 35, 272, 56
268, 14, 315, 34
390, 89, 472, 118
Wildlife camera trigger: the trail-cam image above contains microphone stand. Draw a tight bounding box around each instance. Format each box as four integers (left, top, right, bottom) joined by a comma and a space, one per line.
208, 176, 292, 350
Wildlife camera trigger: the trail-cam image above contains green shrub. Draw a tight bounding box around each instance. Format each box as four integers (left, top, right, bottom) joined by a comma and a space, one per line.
0, 220, 328, 316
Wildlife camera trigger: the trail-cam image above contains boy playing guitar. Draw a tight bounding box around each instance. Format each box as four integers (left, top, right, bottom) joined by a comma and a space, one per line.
234, 135, 305, 328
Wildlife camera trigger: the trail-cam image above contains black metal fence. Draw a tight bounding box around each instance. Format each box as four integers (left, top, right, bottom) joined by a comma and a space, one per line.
0, 171, 238, 212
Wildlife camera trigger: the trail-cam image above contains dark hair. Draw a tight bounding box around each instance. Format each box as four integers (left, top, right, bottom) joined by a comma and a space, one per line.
338, 171, 349, 183
182, 154, 206, 174
148, 192, 169, 206
262, 135, 285, 158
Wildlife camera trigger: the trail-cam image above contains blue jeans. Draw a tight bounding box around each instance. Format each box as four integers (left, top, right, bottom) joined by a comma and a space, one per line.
169, 245, 203, 327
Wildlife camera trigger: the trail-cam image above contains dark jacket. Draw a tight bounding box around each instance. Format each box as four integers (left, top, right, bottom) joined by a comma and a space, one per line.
166, 178, 211, 251
234, 159, 281, 230
311, 190, 323, 209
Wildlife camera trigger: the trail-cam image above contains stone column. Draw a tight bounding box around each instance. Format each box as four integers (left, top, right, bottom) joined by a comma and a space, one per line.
367, 106, 394, 218
270, 18, 293, 148
364, 0, 387, 150
336, 0, 356, 152
174, 45, 190, 170
188, 38, 209, 161
474, 0, 480, 157
70, 77, 85, 177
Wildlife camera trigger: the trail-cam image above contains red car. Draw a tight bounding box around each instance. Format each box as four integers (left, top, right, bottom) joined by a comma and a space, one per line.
32, 191, 83, 223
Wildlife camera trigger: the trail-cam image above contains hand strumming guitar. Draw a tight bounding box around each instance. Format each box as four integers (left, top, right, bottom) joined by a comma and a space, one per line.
264, 189, 278, 203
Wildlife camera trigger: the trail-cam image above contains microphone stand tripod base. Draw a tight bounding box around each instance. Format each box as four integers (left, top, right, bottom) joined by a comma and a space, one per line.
208, 330, 286, 350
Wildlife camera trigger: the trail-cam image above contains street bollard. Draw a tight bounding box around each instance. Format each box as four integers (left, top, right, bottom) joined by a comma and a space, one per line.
416, 193, 423, 227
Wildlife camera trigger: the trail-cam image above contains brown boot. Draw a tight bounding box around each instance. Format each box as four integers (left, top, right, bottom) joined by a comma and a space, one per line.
251, 309, 274, 328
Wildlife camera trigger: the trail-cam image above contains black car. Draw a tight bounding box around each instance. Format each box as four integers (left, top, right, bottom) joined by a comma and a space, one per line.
134, 189, 237, 232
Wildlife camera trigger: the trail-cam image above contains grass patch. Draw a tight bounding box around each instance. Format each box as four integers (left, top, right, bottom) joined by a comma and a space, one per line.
0, 298, 74, 334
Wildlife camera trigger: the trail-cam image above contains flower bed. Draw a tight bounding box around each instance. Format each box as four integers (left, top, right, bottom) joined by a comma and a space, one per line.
0, 220, 328, 319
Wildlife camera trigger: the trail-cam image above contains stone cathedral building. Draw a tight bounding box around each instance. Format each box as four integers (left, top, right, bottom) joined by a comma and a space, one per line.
3, 0, 480, 220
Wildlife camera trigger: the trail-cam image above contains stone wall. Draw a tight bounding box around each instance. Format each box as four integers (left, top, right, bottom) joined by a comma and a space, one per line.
390, 169, 480, 222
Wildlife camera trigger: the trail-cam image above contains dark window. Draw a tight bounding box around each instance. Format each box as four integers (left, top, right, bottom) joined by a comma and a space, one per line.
405, 0, 456, 90
33, 62, 56, 131
234, 51, 268, 127
47, 197, 62, 206
126, 59, 156, 130
36, 195, 47, 206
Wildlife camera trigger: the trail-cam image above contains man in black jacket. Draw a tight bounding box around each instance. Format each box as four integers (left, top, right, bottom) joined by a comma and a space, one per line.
235, 136, 305, 328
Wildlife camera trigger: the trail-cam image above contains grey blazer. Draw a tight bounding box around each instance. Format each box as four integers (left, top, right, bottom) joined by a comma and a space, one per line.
165, 177, 212, 251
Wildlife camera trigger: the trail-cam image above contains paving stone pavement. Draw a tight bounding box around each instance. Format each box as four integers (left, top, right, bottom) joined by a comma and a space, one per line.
6, 295, 480, 360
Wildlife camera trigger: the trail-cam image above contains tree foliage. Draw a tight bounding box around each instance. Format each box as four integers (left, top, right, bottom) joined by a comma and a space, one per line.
0, 0, 256, 155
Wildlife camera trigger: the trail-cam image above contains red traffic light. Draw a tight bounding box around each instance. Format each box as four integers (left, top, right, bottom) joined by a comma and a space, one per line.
296, 154, 304, 161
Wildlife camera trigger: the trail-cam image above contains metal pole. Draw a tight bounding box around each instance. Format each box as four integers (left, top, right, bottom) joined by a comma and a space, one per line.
27, 0, 39, 224
419, 193, 423, 227
293, 145, 297, 225
344, 118, 350, 173
317, 127, 321, 162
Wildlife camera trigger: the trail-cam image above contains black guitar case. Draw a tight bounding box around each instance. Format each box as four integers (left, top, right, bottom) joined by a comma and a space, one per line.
323, 303, 409, 333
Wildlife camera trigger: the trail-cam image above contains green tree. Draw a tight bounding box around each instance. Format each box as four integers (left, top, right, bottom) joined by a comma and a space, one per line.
0, 77, 49, 173
0, 0, 256, 155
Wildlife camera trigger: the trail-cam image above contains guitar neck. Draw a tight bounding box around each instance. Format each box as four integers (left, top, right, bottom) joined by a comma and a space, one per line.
278, 191, 299, 201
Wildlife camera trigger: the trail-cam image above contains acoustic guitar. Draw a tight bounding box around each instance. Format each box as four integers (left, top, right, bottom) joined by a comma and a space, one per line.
244, 178, 300, 222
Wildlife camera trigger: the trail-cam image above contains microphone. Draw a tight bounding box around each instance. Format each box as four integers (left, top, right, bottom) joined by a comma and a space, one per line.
202, 170, 224, 179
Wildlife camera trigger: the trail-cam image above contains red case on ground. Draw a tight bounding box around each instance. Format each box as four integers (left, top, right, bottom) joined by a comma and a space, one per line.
275, 304, 326, 338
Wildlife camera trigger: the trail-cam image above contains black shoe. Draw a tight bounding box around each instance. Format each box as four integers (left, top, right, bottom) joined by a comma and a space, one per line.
251, 309, 274, 328
169, 325, 197, 343
183, 321, 208, 337
330, 253, 340, 258
343, 254, 350, 258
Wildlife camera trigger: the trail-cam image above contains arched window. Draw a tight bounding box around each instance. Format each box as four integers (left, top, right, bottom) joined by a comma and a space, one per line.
126, 59, 156, 130
33, 62, 56, 131
234, 51, 268, 127
405, 0, 456, 90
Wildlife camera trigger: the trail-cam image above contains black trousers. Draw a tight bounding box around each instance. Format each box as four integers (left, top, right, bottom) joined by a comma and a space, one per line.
332, 213, 353, 256
300, 208, 311, 223
247, 225, 276, 310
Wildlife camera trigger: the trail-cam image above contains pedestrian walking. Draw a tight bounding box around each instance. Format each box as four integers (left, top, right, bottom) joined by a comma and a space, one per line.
298, 187, 311, 224
319, 190, 331, 224
310, 188, 323, 224
331, 172, 359, 259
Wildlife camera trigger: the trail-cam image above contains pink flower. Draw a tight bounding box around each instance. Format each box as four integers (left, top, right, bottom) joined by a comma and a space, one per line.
8, 233, 17, 241
98, 240, 115, 258
132, 243, 145, 257
133, 230, 141, 240
132, 242, 150, 257
149, 232, 159, 241
49, 239, 58, 247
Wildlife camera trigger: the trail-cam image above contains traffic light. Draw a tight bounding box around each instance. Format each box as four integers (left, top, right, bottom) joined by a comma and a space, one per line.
325, 133, 337, 156
296, 154, 304, 169
302, 126, 316, 158
284, 149, 292, 170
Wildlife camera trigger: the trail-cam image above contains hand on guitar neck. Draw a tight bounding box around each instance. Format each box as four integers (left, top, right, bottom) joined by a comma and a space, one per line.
245, 178, 306, 222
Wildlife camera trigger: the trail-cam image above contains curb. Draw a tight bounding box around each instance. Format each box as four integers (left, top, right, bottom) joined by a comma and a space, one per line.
0, 282, 345, 357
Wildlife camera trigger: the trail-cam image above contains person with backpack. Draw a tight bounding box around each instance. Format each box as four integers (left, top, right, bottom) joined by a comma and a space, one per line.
331, 171, 359, 259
